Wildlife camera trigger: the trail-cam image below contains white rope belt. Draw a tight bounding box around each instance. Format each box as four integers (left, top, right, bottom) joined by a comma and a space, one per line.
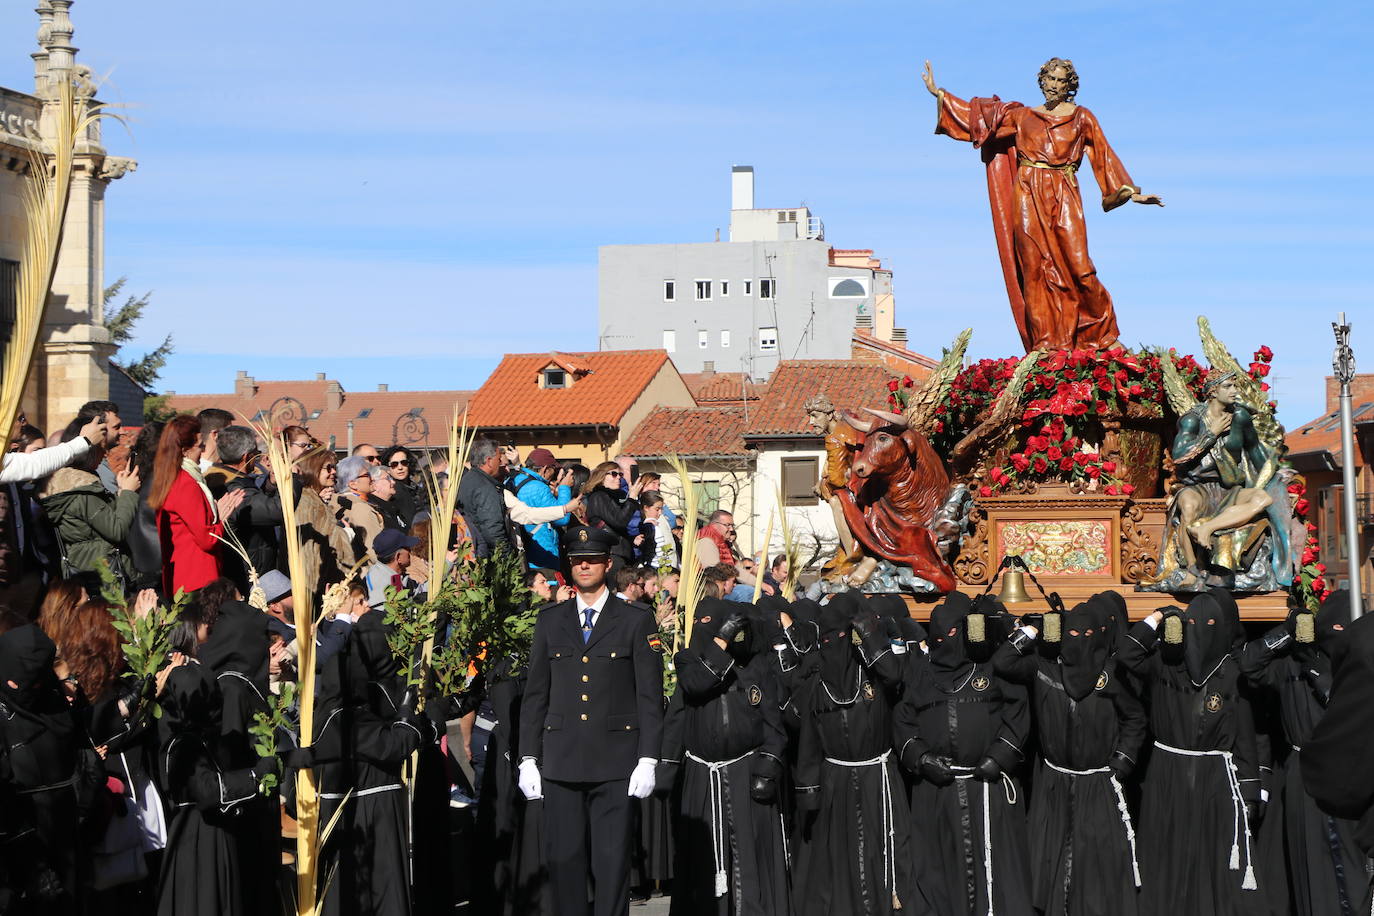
1043, 759, 1141, 887
825, 750, 897, 905
947, 765, 1017, 916
1154, 741, 1256, 890
687, 750, 754, 897
319, 782, 401, 800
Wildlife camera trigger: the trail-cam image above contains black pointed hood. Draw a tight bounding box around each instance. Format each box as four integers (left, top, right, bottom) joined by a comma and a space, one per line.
1316, 590, 1354, 661
928, 591, 973, 673
1060, 599, 1110, 701
1095, 590, 1128, 654
689, 597, 733, 652
1183, 591, 1237, 685
817, 592, 860, 695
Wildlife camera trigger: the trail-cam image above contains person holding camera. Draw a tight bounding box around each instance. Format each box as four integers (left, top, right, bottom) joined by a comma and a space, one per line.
509, 447, 575, 569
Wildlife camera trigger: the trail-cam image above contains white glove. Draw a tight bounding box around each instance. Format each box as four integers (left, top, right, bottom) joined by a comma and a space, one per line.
518, 758, 542, 800
627, 757, 657, 799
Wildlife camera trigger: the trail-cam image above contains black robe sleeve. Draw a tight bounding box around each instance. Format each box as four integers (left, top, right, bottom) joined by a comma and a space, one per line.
1119, 620, 1163, 675
1110, 660, 1147, 765
893, 677, 930, 773
1239, 625, 1292, 690
793, 680, 822, 808
675, 643, 735, 699
753, 665, 788, 780
1232, 681, 1262, 803
990, 635, 1038, 683
985, 678, 1030, 772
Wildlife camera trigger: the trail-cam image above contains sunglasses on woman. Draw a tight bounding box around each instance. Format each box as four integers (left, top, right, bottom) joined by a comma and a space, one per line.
389, 459, 411, 468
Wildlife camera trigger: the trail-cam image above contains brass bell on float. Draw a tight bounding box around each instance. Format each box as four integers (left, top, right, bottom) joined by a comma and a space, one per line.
996, 568, 1032, 606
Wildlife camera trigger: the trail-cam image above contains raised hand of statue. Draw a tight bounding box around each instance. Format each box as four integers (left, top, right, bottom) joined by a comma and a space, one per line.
1132, 191, 1165, 207
921, 60, 938, 97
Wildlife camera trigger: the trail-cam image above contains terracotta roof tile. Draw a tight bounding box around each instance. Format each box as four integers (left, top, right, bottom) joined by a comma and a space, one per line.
680, 371, 765, 405
165, 380, 473, 452
745, 360, 897, 437
465, 350, 673, 429
622, 406, 751, 458
1287, 401, 1374, 467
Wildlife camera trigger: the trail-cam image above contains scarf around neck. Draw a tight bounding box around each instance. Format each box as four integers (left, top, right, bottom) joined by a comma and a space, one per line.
182, 457, 219, 523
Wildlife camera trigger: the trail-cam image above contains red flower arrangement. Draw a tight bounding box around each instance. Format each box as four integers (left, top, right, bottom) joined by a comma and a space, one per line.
1289, 478, 1327, 610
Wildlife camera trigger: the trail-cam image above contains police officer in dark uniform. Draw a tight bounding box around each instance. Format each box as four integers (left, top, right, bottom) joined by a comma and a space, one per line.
518, 525, 665, 916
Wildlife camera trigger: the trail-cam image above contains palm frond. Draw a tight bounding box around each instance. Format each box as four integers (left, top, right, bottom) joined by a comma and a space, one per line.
905, 328, 972, 436
1155, 347, 1199, 417
0, 76, 113, 452
667, 456, 704, 649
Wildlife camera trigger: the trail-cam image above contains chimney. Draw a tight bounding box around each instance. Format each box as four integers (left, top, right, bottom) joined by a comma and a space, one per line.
234, 370, 256, 397
326, 380, 343, 411
315, 372, 326, 381
377, 383, 389, 392
731, 165, 754, 211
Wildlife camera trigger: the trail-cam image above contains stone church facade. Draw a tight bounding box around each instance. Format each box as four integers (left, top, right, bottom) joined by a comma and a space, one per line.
1, 1, 134, 433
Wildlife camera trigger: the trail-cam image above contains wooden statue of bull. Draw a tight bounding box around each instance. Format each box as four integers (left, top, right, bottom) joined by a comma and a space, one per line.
836, 407, 958, 592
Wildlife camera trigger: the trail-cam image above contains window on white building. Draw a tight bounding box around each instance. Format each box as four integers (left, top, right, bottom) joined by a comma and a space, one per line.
720, 329, 731, 348
720, 280, 729, 297
664, 280, 675, 301
782, 457, 821, 506
663, 329, 676, 352
695, 280, 712, 300
743, 280, 753, 295
759, 278, 775, 299
698, 330, 709, 349
759, 327, 778, 351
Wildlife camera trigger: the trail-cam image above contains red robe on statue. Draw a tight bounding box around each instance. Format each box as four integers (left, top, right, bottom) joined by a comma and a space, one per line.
935, 92, 1139, 352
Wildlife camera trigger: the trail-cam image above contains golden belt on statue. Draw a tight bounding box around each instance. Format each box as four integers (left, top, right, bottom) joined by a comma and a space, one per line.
1018, 158, 1078, 187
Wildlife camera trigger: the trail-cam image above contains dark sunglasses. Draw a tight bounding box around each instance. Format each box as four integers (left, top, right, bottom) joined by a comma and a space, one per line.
607, 470, 623, 478
363, 455, 381, 463
389, 459, 412, 468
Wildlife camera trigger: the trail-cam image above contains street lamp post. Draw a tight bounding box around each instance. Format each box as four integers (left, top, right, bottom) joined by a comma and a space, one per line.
1333, 312, 1363, 618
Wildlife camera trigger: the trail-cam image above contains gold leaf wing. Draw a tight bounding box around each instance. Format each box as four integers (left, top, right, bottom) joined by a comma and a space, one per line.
1196, 316, 1284, 451
905, 328, 971, 437
1156, 347, 1199, 417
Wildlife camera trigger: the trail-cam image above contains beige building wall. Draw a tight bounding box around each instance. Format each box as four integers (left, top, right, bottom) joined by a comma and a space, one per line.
612, 365, 696, 455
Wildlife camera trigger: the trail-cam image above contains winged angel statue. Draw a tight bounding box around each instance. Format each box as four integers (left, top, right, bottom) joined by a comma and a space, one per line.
1139, 318, 1295, 593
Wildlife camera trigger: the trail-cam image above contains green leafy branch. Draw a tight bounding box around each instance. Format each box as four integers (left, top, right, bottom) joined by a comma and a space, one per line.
250, 682, 297, 795
97, 560, 186, 720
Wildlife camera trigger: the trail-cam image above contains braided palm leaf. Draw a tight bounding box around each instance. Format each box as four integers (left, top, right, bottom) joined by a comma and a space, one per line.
905, 328, 972, 437
1196, 317, 1283, 450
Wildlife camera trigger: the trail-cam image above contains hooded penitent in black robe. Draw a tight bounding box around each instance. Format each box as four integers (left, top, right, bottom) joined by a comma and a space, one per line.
669, 598, 790, 916
1119, 590, 1263, 914
0, 622, 81, 915
993, 595, 1146, 916
1244, 590, 1372, 916
197, 599, 279, 916
313, 611, 429, 916
1302, 606, 1374, 881
155, 658, 270, 916
894, 592, 1032, 916
472, 656, 553, 916
794, 592, 928, 916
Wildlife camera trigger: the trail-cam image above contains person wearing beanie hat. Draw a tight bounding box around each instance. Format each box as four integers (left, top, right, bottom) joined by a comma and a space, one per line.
993, 595, 1146, 916
509, 447, 576, 570
893, 590, 1033, 916
792, 592, 926, 915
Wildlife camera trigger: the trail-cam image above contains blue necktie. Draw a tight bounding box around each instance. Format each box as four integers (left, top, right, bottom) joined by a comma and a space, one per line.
582, 608, 594, 643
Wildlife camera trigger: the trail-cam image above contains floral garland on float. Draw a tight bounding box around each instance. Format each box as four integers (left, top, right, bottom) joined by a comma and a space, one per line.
885, 340, 1324, 608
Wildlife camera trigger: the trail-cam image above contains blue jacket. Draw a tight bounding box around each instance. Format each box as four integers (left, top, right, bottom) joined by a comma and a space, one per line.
510, 467, 572, 568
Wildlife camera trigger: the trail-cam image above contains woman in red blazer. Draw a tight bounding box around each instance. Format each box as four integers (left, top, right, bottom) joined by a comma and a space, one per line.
148, 415, 245, 596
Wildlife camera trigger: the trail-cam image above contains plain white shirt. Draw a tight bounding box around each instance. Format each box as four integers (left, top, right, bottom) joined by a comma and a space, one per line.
576, 586, 610, 631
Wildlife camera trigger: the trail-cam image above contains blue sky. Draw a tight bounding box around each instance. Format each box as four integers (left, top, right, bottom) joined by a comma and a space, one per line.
2, 1, 1371, 427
